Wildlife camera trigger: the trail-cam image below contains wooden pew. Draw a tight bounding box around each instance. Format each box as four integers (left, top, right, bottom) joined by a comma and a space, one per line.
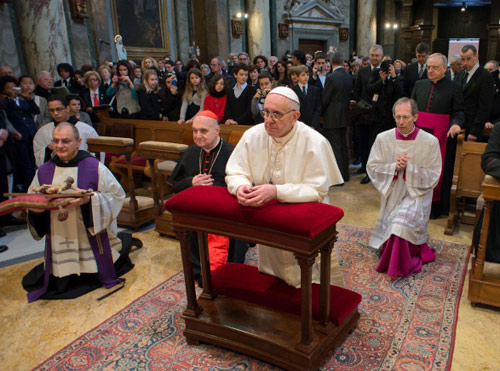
445, 133, 487, 235
468, 175, 500, 308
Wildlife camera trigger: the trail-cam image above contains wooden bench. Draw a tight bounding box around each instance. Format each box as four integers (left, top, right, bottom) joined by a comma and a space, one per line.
445, 133, 487, 235
468, 175, 500, 308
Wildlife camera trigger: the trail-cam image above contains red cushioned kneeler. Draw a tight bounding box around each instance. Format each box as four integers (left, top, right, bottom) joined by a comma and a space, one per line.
212, 263, 361, 326
164, 186, 344, 238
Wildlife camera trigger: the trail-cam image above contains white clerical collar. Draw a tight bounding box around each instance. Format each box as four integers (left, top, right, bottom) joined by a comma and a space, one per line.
397, 124, 416, 137
203, 137, 221, 153
272, 122, 297, 145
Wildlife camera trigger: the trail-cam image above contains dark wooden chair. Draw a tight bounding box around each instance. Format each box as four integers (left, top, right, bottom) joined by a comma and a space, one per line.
468, 175, 500, 308
445, 133, 487, 235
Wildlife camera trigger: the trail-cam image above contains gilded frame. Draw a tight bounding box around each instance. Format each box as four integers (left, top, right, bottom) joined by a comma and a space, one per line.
111, 0, 170, 59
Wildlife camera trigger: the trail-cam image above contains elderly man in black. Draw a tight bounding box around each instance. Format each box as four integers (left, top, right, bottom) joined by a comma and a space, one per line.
411, 53, 465, 218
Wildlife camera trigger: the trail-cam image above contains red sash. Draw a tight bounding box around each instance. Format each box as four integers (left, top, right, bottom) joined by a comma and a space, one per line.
415, 111, 450, 202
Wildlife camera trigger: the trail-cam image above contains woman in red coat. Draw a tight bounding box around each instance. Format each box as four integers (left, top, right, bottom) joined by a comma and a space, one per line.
203, 74, 228, 123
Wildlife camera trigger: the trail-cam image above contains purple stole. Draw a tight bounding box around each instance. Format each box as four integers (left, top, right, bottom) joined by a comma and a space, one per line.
27, 157, 123, 303
415, 111, 450, 202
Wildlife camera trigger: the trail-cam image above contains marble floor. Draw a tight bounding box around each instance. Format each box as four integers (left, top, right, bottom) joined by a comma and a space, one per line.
1, 178, 500, 370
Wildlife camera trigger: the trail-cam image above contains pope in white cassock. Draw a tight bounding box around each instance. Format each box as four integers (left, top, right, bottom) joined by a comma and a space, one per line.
23, 123, 133, 302
367, 98, 442, 278
225, 86, 344, 288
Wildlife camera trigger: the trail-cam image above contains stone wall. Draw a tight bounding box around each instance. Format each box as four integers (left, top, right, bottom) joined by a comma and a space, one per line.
0, 4, 22, 76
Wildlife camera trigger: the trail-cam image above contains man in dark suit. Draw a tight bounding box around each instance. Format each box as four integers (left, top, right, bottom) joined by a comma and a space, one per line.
322, 51, 354, 182
292, 65, 321, 131
352, 44, 383, 182
448, 44, 495, 142
402, 42, 429, 97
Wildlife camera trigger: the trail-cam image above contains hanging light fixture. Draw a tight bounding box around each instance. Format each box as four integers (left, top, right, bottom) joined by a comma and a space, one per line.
461, 2, 466, 12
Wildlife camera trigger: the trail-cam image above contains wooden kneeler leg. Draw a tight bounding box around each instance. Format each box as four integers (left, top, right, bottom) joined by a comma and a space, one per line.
197, 232, 216, 299
318, 237, 336, 334
473, 199, 492, 281
177, 230, 202, 319
125, 153, 138, 213
295, 254, 317, 353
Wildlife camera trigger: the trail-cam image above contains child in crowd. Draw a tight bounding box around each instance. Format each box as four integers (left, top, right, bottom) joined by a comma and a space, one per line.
107, 60, 140, 117
273, 60, 289, 87
248, 64, 260, 89
54, 62, 78, 93
0, 75, 38, 192
292, 65, 321, 130
19, 75, 50, 127
224, 63, 255, 125
203, 74, 228, 123
251, 71, 273, 124
288, 66, 300, 87
66, 94, 92, 126
137, 70, 162, 120
177, 68, 207, 125
133, 66, 143, 89
98, 65, 113, 90
160, 72, 182, 121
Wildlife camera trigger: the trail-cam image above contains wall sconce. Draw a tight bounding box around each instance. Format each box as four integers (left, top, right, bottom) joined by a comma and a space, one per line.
461, 2, 466, 12
386, 23, 398, 30
235, 11, 248, 19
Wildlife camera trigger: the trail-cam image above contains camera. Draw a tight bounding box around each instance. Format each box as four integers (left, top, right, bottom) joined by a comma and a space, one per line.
260, 90, 268, 97
380, 60, 393, 74
117, 76, 123, 81
13, 87, 22, 92
318, 65, 323, 72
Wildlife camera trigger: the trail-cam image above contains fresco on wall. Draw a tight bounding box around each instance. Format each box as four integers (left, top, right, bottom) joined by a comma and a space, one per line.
115, 0, 162, 48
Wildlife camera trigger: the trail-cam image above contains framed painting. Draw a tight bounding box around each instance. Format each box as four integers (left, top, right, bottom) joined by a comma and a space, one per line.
111, 0, 170, 59
69, 0, 89, 19
340, 27, 349, 42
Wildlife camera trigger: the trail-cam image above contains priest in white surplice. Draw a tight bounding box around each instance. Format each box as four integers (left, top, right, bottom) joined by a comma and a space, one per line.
225, 87, 344, 288
367, 98, 441, 277
23, 123, 133, 302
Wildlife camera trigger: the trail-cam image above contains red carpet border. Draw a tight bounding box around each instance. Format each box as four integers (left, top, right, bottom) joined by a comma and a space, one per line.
34, 223, 469, 370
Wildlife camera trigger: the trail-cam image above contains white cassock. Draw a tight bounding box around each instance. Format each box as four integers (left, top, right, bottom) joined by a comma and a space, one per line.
28, 162, 125, 277
226, 121, 344, 288
33, 121, 103, 167
367, 128, 442, 249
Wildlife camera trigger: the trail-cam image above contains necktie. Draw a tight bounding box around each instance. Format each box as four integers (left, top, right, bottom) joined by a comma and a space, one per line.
93, 92, 99, 106
418, 65, 424, 78
302, 86, 306, 95
462, 72, 468, 87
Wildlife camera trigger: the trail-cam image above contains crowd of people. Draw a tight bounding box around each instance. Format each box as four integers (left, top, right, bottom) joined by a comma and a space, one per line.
0, 41, 500, 282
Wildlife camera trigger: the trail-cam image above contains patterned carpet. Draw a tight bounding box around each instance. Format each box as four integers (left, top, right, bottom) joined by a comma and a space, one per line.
34, 224, 469, 371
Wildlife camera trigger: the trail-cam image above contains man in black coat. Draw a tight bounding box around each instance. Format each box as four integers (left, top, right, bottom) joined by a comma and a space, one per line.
402, 42, 429, 97
352, 44, 383, 180
322, 51, 354, 182
292, 65, 322, 131
448, 45, 495, 142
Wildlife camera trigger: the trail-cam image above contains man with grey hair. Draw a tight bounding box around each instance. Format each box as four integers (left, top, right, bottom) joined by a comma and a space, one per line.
268, 56, 278, 70
446, 54, 463, 82
485, 60, 499, 73
205, 56, 228, 85
237, 52, 249, 65
34, 71, 54, 99
226, 86, 344, 288
352, 44, 384, 180
367, 97, 441, 277
411, 52, 464, 218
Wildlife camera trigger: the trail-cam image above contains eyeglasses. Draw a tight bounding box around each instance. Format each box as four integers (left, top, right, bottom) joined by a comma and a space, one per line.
260, 110, 296, 121
51, 138, 74, 145
393, 115, 413, 121
48, 107, 65, 113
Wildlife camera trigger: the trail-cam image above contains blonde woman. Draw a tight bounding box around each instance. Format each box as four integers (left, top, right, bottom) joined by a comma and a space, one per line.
137, 69, 161, 120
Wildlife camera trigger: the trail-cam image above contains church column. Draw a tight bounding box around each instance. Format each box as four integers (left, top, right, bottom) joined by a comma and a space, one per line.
356, 0, 376, 56
246, 0, 271, 59
13, 0, 72, 77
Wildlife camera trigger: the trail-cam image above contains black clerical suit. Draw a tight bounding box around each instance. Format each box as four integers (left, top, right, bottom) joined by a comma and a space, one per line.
292, 83, 322, 130
402, 62, 427, 97
168, 139, 248, 285
322, 67, 354, 182
456, 65, 495, 140
412, 77, 465, 217
34, 85, 53, 100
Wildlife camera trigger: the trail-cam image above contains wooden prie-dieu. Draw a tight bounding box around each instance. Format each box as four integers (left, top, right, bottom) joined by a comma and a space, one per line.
164, 186, 361, 370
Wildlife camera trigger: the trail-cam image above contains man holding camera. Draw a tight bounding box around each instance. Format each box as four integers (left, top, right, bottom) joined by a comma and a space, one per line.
360, 58, 404, 184
251, 71, 274, 124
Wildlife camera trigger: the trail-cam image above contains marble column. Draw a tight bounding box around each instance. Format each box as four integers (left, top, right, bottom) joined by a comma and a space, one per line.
246, 0, 271, 59
357, 0, 376, 56
0, 4, 22, 75
13, 0, 71, 77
